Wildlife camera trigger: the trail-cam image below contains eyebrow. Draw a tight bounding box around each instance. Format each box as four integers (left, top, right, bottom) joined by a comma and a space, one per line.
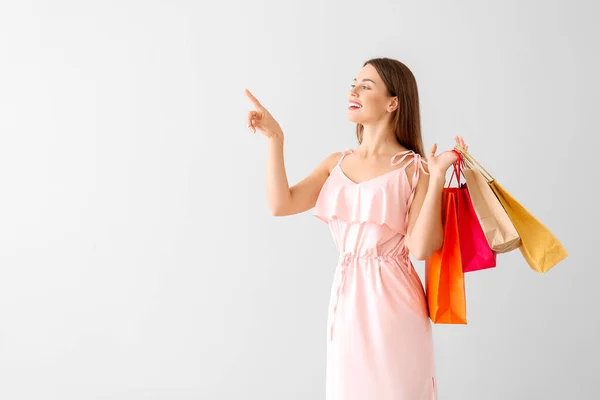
353, 78, 376, 84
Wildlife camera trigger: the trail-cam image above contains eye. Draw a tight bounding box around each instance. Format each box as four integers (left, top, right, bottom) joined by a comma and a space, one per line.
350, 84, 369, 89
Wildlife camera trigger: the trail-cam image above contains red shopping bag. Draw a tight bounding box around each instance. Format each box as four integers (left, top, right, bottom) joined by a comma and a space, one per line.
425, 185, 467, 324
448, 155, 497, 273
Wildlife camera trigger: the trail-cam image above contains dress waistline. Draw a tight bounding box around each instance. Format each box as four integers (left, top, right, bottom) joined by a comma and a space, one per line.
330, 250, 411, 341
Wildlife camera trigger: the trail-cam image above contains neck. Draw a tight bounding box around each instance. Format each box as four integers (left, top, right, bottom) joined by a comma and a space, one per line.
357, 123, 403, 158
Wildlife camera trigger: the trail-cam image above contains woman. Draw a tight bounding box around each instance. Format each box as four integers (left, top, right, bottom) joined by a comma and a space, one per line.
245, 57, 468, 400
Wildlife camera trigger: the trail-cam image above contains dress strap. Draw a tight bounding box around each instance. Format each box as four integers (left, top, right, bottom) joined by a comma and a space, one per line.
390, 149, 414, 167
390, 150, 429, 188
404, 152, 429, 212
391, 150, 430, 249
335, 148, 355, 167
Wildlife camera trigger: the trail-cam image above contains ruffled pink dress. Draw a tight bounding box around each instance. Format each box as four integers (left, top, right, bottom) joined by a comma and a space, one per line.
313, 148, 437, 400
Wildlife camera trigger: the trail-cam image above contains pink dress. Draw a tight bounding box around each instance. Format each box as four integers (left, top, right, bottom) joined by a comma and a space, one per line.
313, 148, 437, 400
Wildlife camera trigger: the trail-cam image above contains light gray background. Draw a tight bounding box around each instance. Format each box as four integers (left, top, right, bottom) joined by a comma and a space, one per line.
0, 1, 597, 399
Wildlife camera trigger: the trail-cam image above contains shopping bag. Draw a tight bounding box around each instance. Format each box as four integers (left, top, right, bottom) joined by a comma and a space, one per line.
459, 153, 521, 253
489, 180, 567, 273
454, 145, 568, 273
425, 168, 467, 324
448, 160, 496, 272
448, 156, 496, 272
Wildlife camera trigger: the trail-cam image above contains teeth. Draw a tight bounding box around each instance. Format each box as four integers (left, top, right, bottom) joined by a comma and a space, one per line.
349, 103, 362, 108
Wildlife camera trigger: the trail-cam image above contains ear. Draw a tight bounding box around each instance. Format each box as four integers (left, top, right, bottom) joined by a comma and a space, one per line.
388, 96, 398, 112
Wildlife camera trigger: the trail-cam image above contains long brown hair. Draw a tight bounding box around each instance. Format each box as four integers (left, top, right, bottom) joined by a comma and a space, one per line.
355, 58, 425, 157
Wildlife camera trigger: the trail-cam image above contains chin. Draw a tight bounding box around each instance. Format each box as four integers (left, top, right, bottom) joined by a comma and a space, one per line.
347, 113, 366, 124
348, 116, 369, 125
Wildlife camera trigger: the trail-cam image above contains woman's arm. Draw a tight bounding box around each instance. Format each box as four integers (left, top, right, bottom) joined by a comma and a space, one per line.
404, 168, 445, 260
405, 137, 468, 260
245, 88, 340, 216
267, 135, 341, 216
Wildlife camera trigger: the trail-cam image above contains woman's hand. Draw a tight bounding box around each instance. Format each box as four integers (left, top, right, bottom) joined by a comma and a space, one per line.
427, 136, 468, 178
245, 88, 283, 140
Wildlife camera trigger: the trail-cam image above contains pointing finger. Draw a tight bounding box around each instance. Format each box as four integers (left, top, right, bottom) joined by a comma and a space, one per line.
245, 88, 263, 109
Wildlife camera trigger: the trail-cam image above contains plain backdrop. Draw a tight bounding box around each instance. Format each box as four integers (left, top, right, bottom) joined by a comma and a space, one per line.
0, 1, 598, 399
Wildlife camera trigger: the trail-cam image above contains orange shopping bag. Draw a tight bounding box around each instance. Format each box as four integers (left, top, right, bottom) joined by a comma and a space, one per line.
425, 175, 468, 324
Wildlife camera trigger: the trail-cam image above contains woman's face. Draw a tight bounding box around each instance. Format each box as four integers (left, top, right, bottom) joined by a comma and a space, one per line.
348, 63, 397, 125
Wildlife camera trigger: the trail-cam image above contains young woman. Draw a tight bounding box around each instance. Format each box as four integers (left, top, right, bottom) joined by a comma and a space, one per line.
245, 57, 468, 400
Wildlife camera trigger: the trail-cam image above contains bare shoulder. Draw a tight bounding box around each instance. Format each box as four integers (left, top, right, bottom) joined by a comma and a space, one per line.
400, 152, 430, 189
317, 150, 344, 175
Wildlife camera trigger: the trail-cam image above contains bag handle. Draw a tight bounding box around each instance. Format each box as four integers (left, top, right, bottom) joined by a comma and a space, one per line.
453, 145, 495, 183
447, 149, 463, 187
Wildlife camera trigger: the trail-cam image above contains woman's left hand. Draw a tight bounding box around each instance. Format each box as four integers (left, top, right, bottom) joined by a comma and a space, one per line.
426, 136, 468, 178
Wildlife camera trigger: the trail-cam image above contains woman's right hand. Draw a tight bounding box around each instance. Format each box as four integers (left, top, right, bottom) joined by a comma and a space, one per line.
245, 88, 283, 140
426, 136, 468, 178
